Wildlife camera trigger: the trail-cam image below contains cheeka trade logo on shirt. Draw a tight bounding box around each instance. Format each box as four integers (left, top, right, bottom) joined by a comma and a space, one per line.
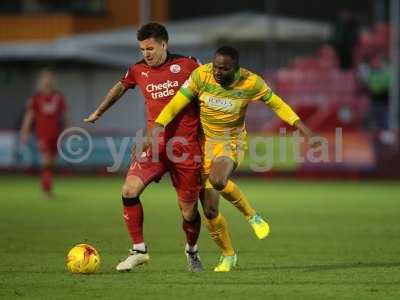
145, 80, 180, 99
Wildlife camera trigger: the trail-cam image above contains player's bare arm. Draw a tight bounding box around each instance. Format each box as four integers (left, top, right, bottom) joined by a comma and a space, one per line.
84, 81, 127, 123
294, 119, 313, 137
20, 108, 34, 144
294, 120, 321, 148
264, 92, 318, 147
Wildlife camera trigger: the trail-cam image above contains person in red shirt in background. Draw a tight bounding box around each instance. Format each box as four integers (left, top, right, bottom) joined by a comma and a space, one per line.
20, 69, 69, 195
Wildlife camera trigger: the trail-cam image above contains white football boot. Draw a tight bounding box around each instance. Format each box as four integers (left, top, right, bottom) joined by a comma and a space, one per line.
185, 250, 203, 272
116, 249, 150, 271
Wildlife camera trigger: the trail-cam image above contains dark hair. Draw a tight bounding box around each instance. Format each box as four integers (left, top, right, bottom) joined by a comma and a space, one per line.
137, 22, 169, 43
215, 46, 239, 65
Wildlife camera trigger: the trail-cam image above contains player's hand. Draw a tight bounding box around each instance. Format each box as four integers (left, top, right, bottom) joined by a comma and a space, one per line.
130, 143, 137, 162
294, 120, 321, 148
141, 123, 164, 154
19, 132, 29, 145
308, 133, 322, 149
84, 112, 101, 124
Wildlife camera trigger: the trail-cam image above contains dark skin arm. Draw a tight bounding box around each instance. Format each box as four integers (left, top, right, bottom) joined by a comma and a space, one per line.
294, 120, 320, 148
294, 120, 313, 136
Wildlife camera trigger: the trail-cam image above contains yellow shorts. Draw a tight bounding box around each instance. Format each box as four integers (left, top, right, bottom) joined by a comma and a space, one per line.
202, 138, 246, 176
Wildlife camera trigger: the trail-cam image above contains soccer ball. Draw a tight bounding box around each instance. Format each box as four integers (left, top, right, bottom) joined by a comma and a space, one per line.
66, 244, 100, 274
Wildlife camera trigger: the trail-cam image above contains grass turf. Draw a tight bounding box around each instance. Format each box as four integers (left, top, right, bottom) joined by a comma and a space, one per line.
0, 175, 399, 299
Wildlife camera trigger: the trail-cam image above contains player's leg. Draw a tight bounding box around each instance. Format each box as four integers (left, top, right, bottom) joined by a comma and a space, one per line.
204, 141, 259, 226
200, 184, 237, 272
116, 154, 166, 271
121, 175, 147, 251
38, 138, 56, 195
171, 166, 203, 272
211, 156, 270, 240
179, 200, 201, 252
179, 200, 202, 272
117, 174, 150, 271
211, 148, 257, 219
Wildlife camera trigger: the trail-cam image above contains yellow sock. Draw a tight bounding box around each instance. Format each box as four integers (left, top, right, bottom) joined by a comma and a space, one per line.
221, 180, 256, 220
204, 213, 235, 256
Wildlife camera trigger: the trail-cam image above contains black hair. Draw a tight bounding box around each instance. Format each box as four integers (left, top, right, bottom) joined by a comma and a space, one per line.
215, 46, 239, 65
137, 22, 169, 43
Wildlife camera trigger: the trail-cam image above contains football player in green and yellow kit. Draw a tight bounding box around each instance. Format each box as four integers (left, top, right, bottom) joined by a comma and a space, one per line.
152, 46, 315, 271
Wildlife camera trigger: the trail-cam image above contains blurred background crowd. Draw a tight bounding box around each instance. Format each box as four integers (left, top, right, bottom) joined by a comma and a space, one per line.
0, 0, 399, 178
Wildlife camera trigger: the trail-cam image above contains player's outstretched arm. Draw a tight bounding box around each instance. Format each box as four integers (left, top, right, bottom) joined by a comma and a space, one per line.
84, 82, 127, 124
293, 119, 313, 137
154, 90, 192, 128
20, 108, 34, 144
265, 93, 318, 146
264, 93, 300, 127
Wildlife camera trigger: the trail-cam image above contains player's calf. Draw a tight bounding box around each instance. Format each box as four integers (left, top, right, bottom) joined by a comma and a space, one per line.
201, 188, 219, 219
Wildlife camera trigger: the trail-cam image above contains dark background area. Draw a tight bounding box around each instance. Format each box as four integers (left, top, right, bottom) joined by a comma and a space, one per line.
170, 0, 388, 24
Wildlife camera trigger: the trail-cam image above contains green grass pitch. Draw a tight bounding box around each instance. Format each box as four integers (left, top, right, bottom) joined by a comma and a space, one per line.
0, 175, 400, 299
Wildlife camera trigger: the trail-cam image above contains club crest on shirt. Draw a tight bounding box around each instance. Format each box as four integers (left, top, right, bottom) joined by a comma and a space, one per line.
41, 96, 59, 115
170, 64, 181, 74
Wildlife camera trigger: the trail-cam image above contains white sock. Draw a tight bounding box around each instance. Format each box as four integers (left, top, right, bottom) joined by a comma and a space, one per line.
133, 243, 146, 252
185, 243, 198, 253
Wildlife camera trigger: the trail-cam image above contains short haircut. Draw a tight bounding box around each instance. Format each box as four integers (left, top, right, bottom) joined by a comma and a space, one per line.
215, 46, 239, 65
137, 22, 169, 43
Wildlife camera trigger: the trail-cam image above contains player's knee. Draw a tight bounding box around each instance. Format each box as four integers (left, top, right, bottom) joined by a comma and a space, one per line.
208, 175, 227, 191
203, 206, 218, 220
181, 208, 197, 222
42, 156, 53, 168
122, 183, 140, 198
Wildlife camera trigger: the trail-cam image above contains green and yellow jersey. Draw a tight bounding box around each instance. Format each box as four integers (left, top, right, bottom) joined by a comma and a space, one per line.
155, 63, 300, 143
180, 63, 272, 141
155, 63, 301, 174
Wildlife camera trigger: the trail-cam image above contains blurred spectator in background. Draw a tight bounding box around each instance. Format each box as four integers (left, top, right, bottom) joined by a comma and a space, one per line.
357, 55, 391, 130
330, 9, 360, 70
20, 69, 69, 196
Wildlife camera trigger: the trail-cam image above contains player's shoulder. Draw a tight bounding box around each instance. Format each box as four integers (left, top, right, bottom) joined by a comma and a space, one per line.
239, 67, 264, 85
168, 53, 199, 64
51, 90, 64, 96
239, 67, 258, 81
31, 92, 41, 100
52, 90, 66, 101
129, 59, 147, 71
31, 91, 45, 101
195, 63, 212, 74
188, 63, 212, 84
